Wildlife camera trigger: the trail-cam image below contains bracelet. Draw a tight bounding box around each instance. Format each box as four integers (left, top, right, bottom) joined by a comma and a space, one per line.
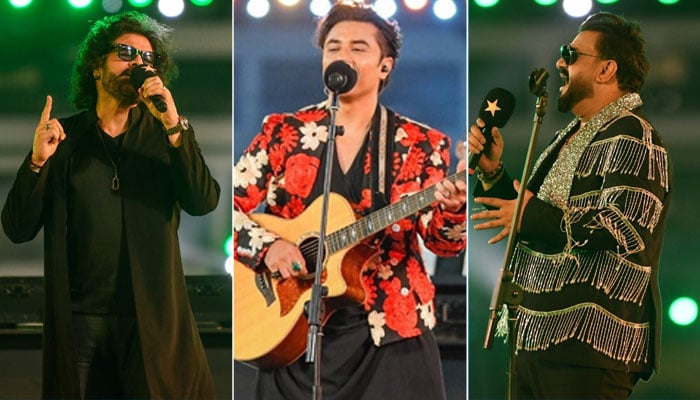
475, 160, 504, 183
29, 160, 43, 174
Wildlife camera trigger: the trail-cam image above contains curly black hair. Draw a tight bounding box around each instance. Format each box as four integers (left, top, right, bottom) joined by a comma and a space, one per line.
69, 11, 178, 110
315, 1, 402, 92
580, 12, 649, 93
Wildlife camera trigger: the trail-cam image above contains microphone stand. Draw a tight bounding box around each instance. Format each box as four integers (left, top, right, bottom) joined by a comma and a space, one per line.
305, 89, 342, 400
482, 68, 549, 400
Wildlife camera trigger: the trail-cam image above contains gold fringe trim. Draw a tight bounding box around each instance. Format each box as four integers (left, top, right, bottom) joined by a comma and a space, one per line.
512, 244, 651, 305
516, 303, 649, 364
576, 133, 670, 192
569, 186, 664, 233
583, 208, 644, 257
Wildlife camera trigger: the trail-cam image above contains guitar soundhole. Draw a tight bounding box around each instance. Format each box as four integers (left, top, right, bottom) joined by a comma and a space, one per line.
297, 236, 325, 280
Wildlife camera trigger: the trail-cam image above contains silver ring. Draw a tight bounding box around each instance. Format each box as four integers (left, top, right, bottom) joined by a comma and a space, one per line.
444, 190, 450, 198
270, 271, 282, 279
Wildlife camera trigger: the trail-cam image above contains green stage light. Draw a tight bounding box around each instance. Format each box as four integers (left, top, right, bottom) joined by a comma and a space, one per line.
669, 297, 698, 326
9, 0, 33, 8
597, 0, 618, 4
224, 235, 233, 257
473, 0, 499, 8
68, 0, 92, 8
534, 0, 558, 6
658, 0, 680, 4
128, 0, 153, 7
191, 0, 214, 6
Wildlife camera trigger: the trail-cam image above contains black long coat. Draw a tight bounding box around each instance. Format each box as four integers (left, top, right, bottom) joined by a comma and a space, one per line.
2, 106, 221, 399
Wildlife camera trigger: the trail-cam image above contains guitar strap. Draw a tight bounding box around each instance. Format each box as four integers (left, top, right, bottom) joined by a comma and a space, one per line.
371, 105, 394, 210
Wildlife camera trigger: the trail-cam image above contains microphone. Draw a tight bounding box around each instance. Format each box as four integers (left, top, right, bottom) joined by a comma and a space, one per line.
529, 68, 549, 97
469, 88, 516, 172
130, 64, 167, 113
323, 60, 358, 94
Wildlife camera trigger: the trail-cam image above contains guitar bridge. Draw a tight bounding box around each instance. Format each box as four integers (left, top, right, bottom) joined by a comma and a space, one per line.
255, 273, 276, 307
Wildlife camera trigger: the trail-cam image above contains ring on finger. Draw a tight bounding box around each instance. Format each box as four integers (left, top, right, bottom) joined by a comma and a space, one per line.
270, 271, 282, 279
45, 123, 51, 130
292, 261, 301, 272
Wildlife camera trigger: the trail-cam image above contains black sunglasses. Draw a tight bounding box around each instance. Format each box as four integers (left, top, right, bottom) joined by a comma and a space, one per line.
111, 43, 160, 66
560, 44, 604, 65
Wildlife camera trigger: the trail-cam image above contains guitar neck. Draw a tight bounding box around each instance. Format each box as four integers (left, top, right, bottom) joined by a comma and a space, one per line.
327, 169, 466, 254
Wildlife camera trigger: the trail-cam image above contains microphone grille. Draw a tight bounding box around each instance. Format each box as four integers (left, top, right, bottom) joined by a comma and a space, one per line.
323, 60, 358, 94
129, 64, 157, 89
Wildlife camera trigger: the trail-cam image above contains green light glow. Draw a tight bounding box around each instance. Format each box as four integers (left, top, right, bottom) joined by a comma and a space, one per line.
669, 297, 698, 326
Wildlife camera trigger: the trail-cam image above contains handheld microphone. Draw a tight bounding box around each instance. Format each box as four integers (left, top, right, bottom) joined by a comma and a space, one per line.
469, 88, 516, 172
323, 60, 358, 94
130, 64, 167, 113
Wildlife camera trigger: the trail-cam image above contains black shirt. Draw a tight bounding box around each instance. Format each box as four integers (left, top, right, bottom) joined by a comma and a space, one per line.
67, 126, 135, 315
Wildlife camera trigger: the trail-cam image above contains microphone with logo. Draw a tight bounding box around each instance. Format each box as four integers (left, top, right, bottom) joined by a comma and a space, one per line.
323, 60, 358, 94
130, 64, 168, 113
469, 88, 516, 173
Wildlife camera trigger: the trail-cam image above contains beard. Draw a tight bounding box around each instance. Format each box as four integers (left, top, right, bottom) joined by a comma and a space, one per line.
557, 72, 594, 113
100, 69, 139, 107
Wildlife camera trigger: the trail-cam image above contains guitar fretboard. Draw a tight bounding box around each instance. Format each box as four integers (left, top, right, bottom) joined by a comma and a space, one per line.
326, 169, 467, 254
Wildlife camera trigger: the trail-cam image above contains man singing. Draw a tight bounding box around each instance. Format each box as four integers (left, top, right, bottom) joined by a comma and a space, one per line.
234, 2, 466, 399
469, 12, 671, 399
2, 11, 220, 399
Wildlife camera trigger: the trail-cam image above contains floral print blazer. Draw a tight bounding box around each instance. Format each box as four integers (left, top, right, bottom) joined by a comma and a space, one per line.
234, 101, 466, 346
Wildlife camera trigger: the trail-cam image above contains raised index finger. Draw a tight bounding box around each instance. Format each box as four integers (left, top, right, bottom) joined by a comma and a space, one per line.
39, 95, 53, 124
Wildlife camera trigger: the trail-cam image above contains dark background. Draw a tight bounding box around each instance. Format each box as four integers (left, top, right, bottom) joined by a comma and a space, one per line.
468, 1, 700, 399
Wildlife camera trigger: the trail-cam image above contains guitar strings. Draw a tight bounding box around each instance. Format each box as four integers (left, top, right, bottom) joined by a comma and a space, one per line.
291, 169, 467, 270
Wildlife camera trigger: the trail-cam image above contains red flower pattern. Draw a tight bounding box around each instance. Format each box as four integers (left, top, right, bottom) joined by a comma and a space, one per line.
397, 150, 426, 181
406, 258, 435, 304
284, 154, 319, 198
233, 104, 466, 346
295, 109, 327, 123
424, 166, 445, 187
426, 128, 444, 149
380, 277, 420, 337
399, 122, 424, 148
279, 123, 299, 152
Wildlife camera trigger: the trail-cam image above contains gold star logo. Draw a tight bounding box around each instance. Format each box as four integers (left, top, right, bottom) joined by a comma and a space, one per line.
484, 99, 501, 117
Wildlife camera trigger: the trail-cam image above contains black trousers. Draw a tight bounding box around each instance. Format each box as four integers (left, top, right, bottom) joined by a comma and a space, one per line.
513, 350, 639, 400
71, 314, 150, 399
256, 306, 446, 400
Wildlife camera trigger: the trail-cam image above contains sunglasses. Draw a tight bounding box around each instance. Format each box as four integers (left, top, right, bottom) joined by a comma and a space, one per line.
111, 43, 160, 66
560, 44, 604, 65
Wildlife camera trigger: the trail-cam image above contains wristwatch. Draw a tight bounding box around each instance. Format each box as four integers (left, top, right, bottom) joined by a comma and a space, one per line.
164, 115, 190, 136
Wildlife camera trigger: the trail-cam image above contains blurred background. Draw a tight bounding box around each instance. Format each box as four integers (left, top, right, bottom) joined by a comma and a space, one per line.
0, 1, 231, 398
469, 1, 700, 399
233, 0, 467, 398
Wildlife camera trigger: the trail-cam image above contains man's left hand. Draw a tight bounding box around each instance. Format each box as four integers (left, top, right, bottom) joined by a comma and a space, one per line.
435, 158, 467, 213
472, 180, 532, 244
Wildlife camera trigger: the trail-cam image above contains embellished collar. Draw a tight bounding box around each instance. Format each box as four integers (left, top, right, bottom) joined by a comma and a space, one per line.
534, 93, 643, 208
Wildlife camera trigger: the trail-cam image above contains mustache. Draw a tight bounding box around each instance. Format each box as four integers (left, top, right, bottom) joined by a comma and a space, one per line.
558, 68, 569, 81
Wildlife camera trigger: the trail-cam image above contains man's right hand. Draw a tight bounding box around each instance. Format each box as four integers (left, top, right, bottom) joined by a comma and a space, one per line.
468, 117, 504, 174
32, 95, 66, 167
263, 239, 308, 280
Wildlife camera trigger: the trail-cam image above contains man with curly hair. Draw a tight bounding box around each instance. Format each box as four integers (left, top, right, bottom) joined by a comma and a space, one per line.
2, 11, 220, 399
234, 2, 466, 399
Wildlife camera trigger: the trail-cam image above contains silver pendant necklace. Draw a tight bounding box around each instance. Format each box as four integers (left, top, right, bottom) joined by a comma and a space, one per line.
95, 126, 124, 191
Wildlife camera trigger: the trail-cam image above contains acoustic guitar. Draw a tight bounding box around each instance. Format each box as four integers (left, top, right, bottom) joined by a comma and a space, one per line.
234, 169, 466, 368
